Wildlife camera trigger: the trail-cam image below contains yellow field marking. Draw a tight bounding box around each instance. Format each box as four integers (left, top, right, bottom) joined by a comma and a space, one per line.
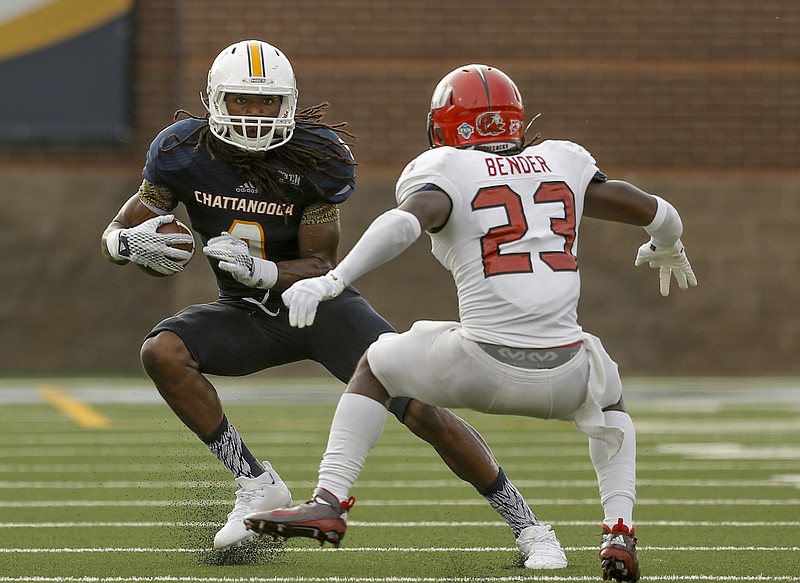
38, 385, 111, 429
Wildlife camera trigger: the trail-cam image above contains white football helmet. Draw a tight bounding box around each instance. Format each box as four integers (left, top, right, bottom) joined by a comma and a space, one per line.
205, 40, 297, 151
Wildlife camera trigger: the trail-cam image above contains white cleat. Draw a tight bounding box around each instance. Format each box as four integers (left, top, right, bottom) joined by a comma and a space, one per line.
516, 524, 568, 569
213, 462, 292, 550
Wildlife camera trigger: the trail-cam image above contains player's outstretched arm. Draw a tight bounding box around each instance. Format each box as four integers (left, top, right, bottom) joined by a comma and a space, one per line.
584, 179, 697, 296
281, 209, 422, 328
282, 187, 452, 328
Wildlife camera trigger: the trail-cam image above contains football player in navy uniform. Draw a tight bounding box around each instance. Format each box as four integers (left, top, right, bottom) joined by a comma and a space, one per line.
101, 41, 544, 552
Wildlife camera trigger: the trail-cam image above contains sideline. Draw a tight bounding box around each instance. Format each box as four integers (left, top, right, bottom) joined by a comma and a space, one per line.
0, 376, 799, 405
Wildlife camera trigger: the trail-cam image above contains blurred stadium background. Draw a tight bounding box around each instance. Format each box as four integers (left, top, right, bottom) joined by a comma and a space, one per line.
1, 0, 798, 377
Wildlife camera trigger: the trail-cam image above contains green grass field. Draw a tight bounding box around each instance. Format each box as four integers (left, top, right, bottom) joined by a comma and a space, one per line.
1, 376, 799, 581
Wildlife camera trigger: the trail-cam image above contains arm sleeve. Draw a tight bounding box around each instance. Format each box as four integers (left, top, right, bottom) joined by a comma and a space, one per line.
333, 209, 422, 285
644, 195, 683, 247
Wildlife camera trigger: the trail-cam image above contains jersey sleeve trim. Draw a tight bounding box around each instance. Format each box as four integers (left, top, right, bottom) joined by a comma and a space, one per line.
137, 179, 177, 213
300, 201, 340, 225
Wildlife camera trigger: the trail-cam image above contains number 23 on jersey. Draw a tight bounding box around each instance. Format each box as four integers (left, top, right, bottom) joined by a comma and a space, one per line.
471, 181, 578, 278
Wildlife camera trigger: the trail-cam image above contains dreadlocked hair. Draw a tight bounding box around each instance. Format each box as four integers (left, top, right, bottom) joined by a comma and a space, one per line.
165, 103, 356, 204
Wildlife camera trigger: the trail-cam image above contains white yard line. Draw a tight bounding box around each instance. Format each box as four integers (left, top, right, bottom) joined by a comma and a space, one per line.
0, 460, 797, 473
2, 576, 799, 582
0, 478, 797, 489
1, 545, 799, 553
1, 520, 799, 528
2, 498, 800, 508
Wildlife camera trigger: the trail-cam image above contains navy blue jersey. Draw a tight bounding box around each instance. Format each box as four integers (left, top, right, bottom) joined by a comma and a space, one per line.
141, 118, 355, 300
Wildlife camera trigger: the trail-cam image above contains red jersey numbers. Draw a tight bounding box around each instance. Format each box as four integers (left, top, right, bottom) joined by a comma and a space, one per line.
534, 182, 578, 272
470, 181, 578, 277
471, 185, 532, 277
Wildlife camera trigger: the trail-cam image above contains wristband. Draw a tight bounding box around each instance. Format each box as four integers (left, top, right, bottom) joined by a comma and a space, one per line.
106, 229, 130, 261
644, 196, 682, 248
250, 257, 279, 289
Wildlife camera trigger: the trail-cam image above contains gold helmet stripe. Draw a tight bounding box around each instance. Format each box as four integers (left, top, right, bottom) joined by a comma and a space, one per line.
247, 41, 265, 77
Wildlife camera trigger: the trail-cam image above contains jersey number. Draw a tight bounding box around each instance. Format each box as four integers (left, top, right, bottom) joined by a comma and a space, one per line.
228, 220, 266, 258
470, 181, 577, 277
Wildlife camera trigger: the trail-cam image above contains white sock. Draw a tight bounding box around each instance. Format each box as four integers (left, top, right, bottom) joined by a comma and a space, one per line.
589, 410, 637, 529
317, 393, 387, 502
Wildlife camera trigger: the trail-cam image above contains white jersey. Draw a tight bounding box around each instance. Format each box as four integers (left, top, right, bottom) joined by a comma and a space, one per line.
395, 140, 602, 348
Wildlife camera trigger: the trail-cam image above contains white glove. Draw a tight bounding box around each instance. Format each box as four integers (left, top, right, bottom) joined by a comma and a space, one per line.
635, 238, 698, 296
202, 232, 278, 289
106, 214, 194, 276
281, 270, 347, 328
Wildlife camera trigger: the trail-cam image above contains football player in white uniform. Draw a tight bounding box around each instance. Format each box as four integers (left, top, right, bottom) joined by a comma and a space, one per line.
245, 64, 697, 581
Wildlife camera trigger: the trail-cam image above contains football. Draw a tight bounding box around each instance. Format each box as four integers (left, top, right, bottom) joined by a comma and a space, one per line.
137, 218, 195, 277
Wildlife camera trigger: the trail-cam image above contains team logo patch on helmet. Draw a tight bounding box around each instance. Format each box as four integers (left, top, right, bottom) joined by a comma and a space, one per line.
476, 112, 506, 137
457, 123, 474, 140
509, 119, 523, 135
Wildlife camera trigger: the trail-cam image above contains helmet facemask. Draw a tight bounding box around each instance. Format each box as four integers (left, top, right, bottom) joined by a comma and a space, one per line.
204, 40, 298, 152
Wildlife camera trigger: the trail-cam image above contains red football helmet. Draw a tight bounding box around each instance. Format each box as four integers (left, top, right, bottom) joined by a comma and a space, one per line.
427, 64, 525, 151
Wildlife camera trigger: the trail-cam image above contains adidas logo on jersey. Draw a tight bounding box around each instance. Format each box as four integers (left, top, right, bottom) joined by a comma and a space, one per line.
236, 182, 258, 194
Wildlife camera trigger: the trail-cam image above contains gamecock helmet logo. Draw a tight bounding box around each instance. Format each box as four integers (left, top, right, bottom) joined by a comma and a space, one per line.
475, 112, 506, 137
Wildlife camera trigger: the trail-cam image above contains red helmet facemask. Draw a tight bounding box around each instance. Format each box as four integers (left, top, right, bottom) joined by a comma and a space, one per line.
427, 64, 525, 152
